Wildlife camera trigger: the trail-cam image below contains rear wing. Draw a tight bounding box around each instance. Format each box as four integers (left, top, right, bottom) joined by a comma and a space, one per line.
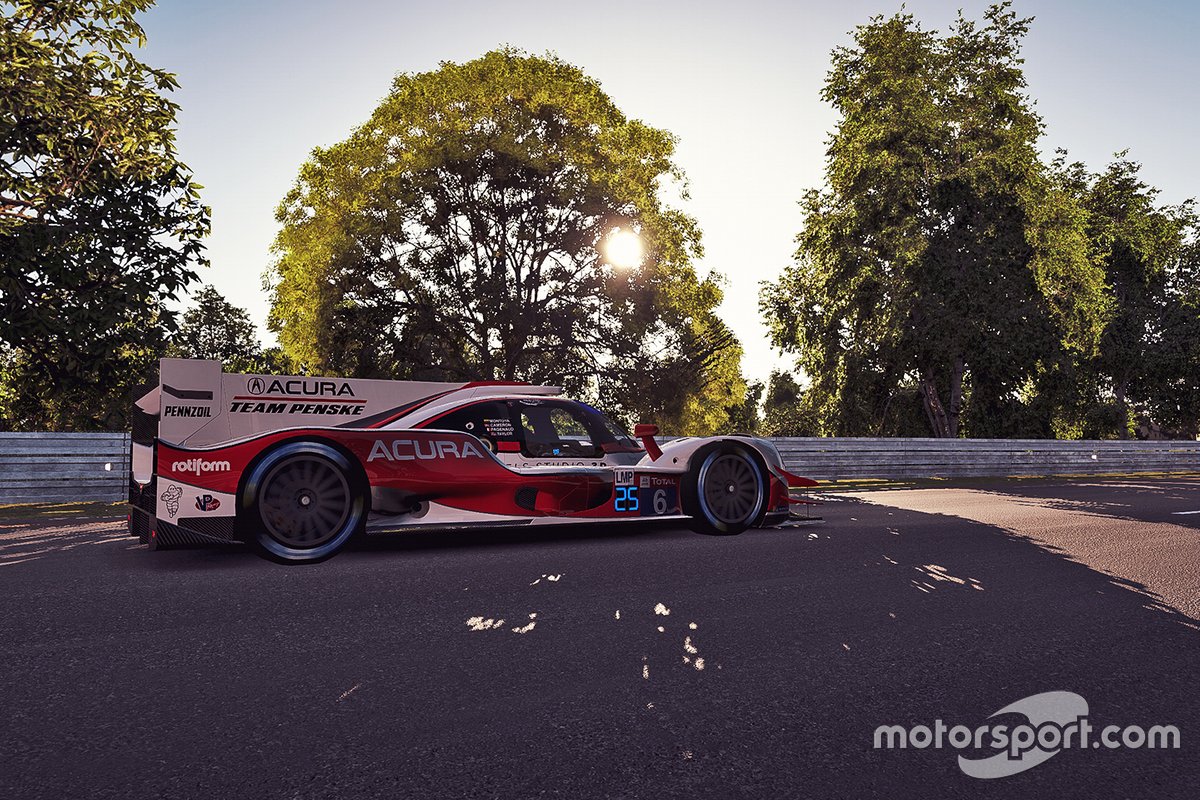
129, 358, 559, 486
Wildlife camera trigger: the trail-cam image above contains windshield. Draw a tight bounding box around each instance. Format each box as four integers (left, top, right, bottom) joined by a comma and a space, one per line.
512, 399, 640, 458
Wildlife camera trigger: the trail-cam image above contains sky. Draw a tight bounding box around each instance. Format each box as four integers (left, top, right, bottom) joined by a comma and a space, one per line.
138, 0, 1200, 384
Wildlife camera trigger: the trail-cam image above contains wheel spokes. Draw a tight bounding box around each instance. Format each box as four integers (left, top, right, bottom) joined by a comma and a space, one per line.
701, 453, 761, 525
259, 456, 352, 548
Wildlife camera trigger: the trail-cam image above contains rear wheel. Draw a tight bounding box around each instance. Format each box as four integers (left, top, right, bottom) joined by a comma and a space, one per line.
683, 443, 767, 536
241, 442, 365, 563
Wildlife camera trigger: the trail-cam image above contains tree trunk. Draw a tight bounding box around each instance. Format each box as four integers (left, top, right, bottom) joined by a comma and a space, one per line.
1114, 379, 1129, 440
920, 357, 965, 438
920, 376, 950, 438
947, 355, 964, 438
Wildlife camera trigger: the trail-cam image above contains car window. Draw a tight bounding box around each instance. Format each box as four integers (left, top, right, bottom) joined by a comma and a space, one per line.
515, 403, 600, 458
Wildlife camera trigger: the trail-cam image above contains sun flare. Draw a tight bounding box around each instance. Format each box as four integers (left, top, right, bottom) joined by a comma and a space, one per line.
602, 229, 644, 269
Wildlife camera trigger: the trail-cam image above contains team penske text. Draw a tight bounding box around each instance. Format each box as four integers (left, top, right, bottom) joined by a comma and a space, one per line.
229, 401, 364, 415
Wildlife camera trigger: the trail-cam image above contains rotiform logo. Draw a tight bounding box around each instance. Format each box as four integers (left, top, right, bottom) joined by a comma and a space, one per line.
171, 459, 232, 476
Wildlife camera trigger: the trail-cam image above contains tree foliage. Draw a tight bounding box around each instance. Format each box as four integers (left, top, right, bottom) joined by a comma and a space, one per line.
1044, 156, 1199, 438
762, 3, 1112, 438
268, 49, 743, 434
166, 285, 287, 375
0, 0, 208, 430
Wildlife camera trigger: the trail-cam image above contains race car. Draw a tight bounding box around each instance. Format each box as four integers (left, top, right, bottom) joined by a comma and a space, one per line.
129, 359, 818, 563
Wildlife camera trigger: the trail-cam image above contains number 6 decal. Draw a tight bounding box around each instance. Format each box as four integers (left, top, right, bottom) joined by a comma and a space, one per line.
653, 489, 668, 515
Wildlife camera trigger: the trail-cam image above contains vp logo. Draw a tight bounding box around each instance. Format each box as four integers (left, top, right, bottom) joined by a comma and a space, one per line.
195, 494, 221, 512
246, 377, 266, 395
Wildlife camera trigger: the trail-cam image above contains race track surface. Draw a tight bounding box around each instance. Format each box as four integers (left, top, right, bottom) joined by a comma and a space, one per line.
2, 477, 1199, 799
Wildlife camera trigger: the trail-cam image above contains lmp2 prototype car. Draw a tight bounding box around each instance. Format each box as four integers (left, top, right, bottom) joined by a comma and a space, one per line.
128, 359, 818, 563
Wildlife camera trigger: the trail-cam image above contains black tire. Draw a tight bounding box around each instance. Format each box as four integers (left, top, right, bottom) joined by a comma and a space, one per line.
240, 441, 366, 564
682, 442, 767, 536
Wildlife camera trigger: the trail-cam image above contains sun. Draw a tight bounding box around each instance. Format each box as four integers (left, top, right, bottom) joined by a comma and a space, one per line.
602, 229, 644, 269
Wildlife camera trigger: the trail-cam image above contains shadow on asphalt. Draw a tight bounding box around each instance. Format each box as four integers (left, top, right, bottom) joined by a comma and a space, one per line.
969, 477, 1200, 528
349, 518, 694, 553
2, 484, 1199, 798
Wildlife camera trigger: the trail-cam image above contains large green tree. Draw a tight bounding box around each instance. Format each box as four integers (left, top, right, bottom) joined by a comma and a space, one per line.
1045, 155, 1199, 438
761, 3, 1109, 438
268, 49, 743, 434
0, 0, 208, 430
1143, 237, 1200, 437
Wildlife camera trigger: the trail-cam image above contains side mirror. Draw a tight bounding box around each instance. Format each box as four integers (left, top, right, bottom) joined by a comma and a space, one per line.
633, 423, 662, 461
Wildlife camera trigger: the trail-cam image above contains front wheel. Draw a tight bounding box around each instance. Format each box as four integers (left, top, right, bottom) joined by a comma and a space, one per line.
240, 442, 366, 564
682, 443, 767, 535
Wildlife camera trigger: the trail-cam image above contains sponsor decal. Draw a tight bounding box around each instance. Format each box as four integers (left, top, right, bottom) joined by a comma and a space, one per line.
170, 458, 232, 476
246, 377, 355, 398
641, 475, 677, 488
163, 404, 212, 418
195, 494, 221, 512
368, 439, 486, 462
228, 401, 364, 415
160, 484, 183, 518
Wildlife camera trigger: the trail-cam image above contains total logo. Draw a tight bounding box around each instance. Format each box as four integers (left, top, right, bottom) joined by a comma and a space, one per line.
246, 377, 355, 397
368, 439, 486, 462
170, 458, 232, 475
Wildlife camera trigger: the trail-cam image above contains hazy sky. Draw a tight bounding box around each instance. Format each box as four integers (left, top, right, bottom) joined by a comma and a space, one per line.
139, 0, 1200, 383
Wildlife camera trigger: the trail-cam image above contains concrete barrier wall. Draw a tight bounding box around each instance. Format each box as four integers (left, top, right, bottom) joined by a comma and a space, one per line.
1, 433, 1197, 505
769, 437, 1200, 480
0, 433, 130, 504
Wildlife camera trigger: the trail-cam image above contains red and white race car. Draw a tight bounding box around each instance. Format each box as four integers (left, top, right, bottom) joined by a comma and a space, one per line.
128, 359, 818, 563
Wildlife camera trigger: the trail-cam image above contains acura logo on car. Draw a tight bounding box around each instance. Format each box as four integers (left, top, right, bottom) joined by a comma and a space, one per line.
368, 439, 486, 462
245, 377, 355, 397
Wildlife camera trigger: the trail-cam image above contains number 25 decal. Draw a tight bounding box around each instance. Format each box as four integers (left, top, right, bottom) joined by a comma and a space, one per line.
614, 486, 639, 512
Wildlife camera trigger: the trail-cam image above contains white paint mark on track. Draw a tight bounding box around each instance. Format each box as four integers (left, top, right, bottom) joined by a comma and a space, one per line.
337, 682, 363, 703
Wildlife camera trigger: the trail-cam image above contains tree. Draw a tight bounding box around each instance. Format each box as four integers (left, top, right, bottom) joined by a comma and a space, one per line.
268, 49, 743, 434
758, 370, 810, 437
761, 3, 1110, 438
0, 0, 208, 430
1042, 156, 1199, 438
167, 285, 287, 374
0, 307, 167, 430
722, 377, 763, 434
1141, 242, 1200, 437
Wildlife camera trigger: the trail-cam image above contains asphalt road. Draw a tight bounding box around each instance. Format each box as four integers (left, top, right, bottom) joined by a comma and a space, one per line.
2, 476, 1200, 799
